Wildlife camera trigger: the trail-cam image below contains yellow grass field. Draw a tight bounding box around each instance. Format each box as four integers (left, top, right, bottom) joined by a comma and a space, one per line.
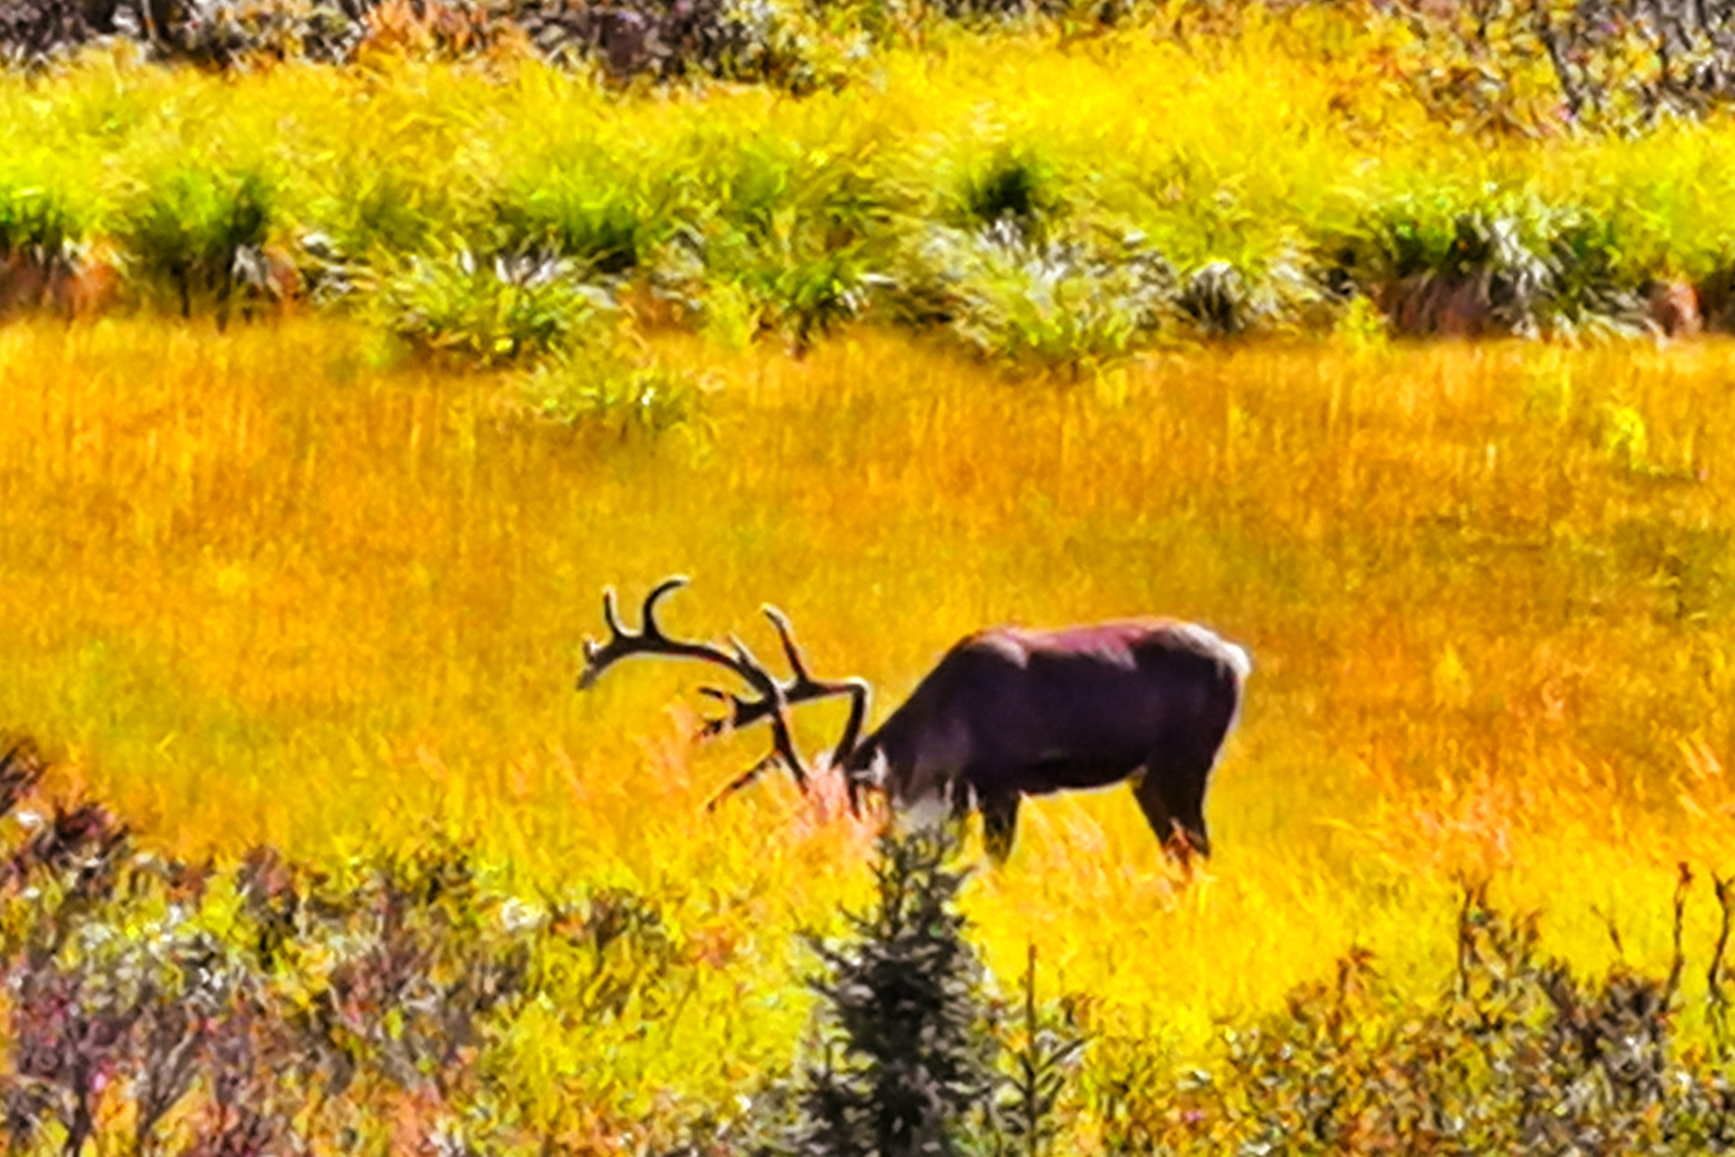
4, 314, 1735, 1120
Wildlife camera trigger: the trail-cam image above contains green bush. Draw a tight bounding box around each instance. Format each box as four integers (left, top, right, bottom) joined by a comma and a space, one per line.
894, 221, 1179, 372
513, 347, 712, 438
1325, 192, 1650, 337
0, 185, 75, 266
1544, 208, 1648, 335
494, 160, 666, 276
667, 823, 1085, 1157
0, 185, 79, 312
307, 164, 454, 265
959, 148, 1066, 241
120, 167, 274, 320
675, 135, 894, 353
373, 247, 613, 364
1093, 873, 1735, 1155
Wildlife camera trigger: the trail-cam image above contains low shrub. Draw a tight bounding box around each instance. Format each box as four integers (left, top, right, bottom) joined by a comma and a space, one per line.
304, 164, 456, 269
511, 344, 712, 437
1175, 257, 1316, 337
892, 220, 1179, 372
371, 246, 613, 364
1094, 871, 1735, 1155
1692, 253, 1735, 333
1325, 192, 1651, 338
0, 185, 78, 313
957, 147, 1067, 243
119, 167, 279, 321
495, 178, 657, 277
11, 734, 1735, 1156
674, 137, 893, 353
0, 735, 704, 1157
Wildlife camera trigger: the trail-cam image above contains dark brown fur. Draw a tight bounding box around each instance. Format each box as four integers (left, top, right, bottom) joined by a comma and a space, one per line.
578, 580, 1251, 863
844, 620, 1251, 860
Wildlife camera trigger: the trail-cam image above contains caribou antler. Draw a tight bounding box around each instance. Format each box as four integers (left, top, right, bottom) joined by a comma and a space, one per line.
696, 606, 871, 810
577, 576, 853, 805
577, 576, 696, 690
698, 607, 870, 764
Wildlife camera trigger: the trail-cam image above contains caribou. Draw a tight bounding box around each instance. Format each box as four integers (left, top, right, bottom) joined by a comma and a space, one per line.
577, 577, 1250, 862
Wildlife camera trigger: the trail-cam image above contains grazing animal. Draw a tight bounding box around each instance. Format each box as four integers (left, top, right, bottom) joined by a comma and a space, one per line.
577, 578, 1250, 862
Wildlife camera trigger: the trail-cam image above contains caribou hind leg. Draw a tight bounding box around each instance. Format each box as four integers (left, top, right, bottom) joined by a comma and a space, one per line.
1131, 772, 1175, 851
1133, 756, 1210, 860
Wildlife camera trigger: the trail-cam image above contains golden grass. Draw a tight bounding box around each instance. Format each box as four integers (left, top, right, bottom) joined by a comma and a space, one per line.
5, 316, 1735, 1109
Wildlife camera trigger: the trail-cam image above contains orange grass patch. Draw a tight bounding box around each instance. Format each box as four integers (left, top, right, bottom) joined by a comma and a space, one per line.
3, 318, 1735, 1088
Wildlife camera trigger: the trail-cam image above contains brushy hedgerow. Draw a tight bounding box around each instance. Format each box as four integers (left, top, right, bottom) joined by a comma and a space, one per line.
6, 8, 1735, 359
13, 723, 1735, 1157
656, 827, 1735, 1156
1088, 873, 1735, 1155
8, 0, 1735, 139
0, 736, 727, 1155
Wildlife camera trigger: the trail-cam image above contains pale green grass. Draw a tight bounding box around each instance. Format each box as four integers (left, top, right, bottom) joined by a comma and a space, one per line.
6, 22, 1735, 277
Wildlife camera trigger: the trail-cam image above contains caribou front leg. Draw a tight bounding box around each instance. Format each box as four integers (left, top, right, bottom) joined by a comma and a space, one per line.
978, 792, 1021, 862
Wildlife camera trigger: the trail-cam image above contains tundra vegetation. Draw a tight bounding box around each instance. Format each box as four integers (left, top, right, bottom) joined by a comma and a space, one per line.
7, 0, 1735, 1151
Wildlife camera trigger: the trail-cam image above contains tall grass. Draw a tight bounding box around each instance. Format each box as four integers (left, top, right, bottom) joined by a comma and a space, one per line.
5, 20, 1735, 325
4, 317, 1735, 1124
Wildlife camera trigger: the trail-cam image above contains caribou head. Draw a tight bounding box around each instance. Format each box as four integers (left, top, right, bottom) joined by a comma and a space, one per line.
577, 577, 1250, 862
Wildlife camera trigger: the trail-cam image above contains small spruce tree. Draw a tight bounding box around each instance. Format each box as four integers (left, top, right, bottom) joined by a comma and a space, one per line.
792, 823, 1000, 1157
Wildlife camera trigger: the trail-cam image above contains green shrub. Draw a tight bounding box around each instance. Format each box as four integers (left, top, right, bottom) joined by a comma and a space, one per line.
1093, 873, 1735, 1155
999, 945, 1087, 1157
494, 163, 664, 276
1173, 258, 1308, 337
1697, 253, 1735, 332
373, 248, 612, 364
959, 148, 1066, 241
1325, 192, 1650, 337
1544, 208, 1648, 335
120, 167, 274, 320
0, 185, 79, 312
677, 136, 893, 353
665, 823, 1084, 1157
895, 221, 1178, 372
0, 185, 75, 266
720, 244, 873, 355
308, 165, 453, 264
512, 347, 712, 438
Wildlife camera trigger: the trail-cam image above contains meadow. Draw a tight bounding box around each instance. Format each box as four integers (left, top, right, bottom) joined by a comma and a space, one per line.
6, 3, 1735, 1151
7, 314, 1735, 1147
